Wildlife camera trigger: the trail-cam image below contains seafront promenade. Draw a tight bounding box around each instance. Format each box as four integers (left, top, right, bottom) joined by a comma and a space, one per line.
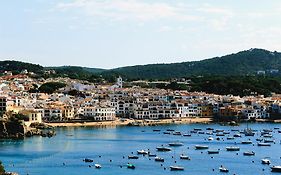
47, 117, 212, 127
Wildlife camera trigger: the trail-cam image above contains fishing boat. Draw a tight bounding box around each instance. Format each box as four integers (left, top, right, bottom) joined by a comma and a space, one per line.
256, 138, 263, 141
208, 150, 219, 154
137, 150, 149, 155
206, 132, 213, 135
226, 146, 240, 151
156, 146, 172, 152
258, 142, 271, 146
168, 142, 184, 146
241, 140, 252, 144
261, 159, 271, 164
128, 155, 139, 159
127, 163, 135, 169
219, 166, 229, 172
206, 127, 214, 130
195, 145, 209, 150
208, 137, 214, 141
154, 157, 164, 162
167, 129, 175, 131
95, 164, 102, 169
183, 134, 191, 137
180, 155, 191, 160
198, 131, 205, 134
170, 166, 184, 171
153, 129, 161, 132
243, 151, 255, 156
271, 166, 281, 172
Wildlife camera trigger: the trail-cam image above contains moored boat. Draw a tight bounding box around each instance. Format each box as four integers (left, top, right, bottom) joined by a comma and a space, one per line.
156, 146, 172, 152
258, 142, 271, 146
95, 164, 102, 169
128, 155, 139, 159
195, 145, 209, 150
226, 146, 240, 151
127, 163, 135, 169
271, 166, 281, 172
155, 156, 164, 162
261, 159, 271, 164
168, 142, 184, 146
241, 140, 252, 144
170, 166, 184, 171
180, 155, 191, 160
208, 150, 219, 154
83, 158, 93, 163
137, 150, 149, 155
243, 151, 255, 156
219, 166, 229, 172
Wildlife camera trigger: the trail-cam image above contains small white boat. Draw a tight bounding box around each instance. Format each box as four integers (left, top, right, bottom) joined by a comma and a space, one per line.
219, 166, 229, 172
271, 166, 281, 172
180, 155, 191, 160
170, 166, 184, 171
233, 134, 241, 137
208, 137, 214, 141
243, 151, 255, 156
226, 146, 240, 151
168, 142, 184, 146
258, 142, 271, 146
155, 156, 164, 162
261, 159, 271, 164
137, 150, 149, 154
95, 164, 102, 169
156, 147, 172, 152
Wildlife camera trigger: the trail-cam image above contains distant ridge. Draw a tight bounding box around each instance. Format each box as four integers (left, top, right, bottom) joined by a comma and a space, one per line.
104, 48, 281, 79
1, 48, 281, 80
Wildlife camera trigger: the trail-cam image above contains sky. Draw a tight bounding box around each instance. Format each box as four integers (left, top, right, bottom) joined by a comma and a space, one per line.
1, 0, 281, 69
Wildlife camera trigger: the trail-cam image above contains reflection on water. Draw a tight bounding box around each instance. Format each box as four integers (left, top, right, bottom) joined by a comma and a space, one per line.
0, 123, 281, 175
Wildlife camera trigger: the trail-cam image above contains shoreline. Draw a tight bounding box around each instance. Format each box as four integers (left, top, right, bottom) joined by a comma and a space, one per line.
46, 117, 213, 127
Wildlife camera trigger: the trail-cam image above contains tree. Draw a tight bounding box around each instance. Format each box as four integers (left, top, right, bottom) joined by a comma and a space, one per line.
38, 82, 66, 94
0, 161, 5, 174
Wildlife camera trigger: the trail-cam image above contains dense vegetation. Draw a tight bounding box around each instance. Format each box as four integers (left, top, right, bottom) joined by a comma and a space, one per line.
106, 49, 281, 79
37, 82, 66, 94
0, 60, 43, 75
151, 76, 281, 97
0, 161, 4, 174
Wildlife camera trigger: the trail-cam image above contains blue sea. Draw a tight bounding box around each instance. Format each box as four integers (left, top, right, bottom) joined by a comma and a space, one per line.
1, 123, 281, 175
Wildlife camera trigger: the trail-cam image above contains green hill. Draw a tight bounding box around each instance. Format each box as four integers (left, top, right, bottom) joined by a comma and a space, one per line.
0, 60, 43, 74
104, 48, 281, 80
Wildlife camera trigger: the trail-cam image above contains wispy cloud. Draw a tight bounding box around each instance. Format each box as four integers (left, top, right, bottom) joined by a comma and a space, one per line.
55, 0, 201, 22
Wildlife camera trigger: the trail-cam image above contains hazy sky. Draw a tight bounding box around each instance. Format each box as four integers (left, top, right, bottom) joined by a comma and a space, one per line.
1, 0, 281, 69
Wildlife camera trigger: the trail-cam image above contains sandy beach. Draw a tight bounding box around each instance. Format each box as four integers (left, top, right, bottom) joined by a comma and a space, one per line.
46, 117, 212, 127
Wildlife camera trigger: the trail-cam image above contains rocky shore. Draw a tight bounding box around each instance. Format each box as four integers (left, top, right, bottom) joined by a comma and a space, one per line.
0, 120, 56, 139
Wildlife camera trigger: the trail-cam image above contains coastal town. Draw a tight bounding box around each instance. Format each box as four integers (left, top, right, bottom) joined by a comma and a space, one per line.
0, 69, 281, 132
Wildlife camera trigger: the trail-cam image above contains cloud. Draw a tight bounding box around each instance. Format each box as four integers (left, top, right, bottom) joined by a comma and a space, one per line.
55, 0, 201, 22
